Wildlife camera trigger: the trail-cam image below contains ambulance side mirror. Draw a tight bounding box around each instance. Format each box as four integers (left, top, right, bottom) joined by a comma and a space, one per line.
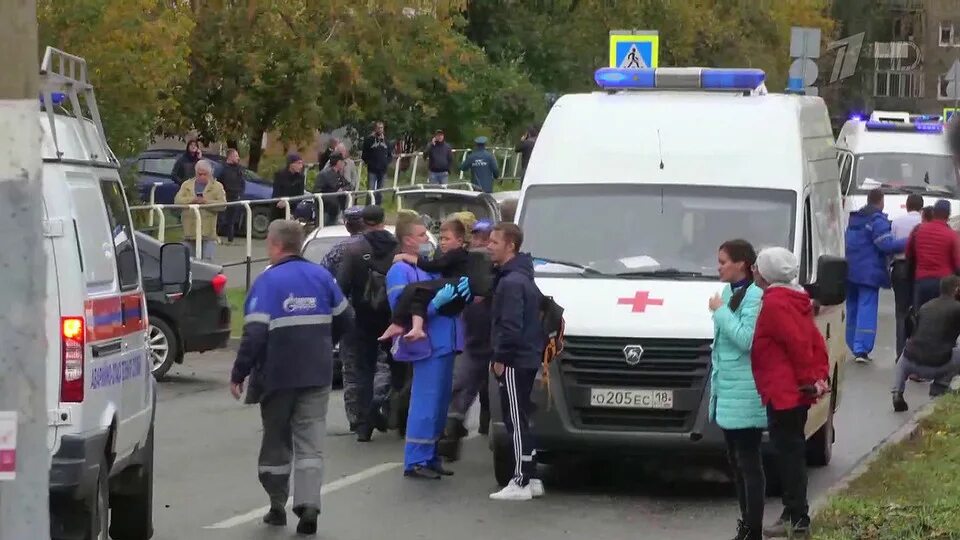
803, 255, 847, 306
160, 242, 191, 294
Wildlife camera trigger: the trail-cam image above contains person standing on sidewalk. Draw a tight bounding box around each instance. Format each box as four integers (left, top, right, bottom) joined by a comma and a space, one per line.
174, 159, 226, 262
892, 275, 960, 412
271, 154, 306, 222
361, 121, 392, 204
229, 220, 352, 536
487, 223, 546, 501
219, 148, 246, 244
424, 129, 454, 185
890, 194, 924, 357
906, 199, 960, 311
750, 247, 830, 538
844, 188, 905, 363
514, 126, 538, 182
171, 138, 202, 185
707, 239, 766, 540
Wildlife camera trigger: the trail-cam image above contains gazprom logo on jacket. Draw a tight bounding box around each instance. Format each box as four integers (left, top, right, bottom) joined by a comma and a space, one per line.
283, 293, 318, 313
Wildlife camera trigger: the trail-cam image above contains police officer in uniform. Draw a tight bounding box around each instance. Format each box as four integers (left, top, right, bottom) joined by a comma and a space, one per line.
230, 220, 353, 535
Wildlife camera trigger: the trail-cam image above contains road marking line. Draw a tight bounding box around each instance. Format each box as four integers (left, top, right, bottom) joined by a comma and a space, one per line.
204, 461, 402, 529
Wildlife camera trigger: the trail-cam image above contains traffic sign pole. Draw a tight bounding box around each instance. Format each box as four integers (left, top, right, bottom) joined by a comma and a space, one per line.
0, 1, 50, 539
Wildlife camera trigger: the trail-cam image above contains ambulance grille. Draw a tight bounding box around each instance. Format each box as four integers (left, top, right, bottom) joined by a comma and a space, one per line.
559, 336, 712, 432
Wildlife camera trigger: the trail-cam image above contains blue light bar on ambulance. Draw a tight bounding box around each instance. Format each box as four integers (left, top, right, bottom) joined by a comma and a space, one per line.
39, 92, 67, 106
865, 120, 944, 134
594, 67, 765, 91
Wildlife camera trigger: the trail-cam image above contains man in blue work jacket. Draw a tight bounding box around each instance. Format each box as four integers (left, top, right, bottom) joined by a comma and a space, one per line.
386, 216, 466, 479
460, 136, 499, 193
845, 188, 906, 363
230, 220, 352, 536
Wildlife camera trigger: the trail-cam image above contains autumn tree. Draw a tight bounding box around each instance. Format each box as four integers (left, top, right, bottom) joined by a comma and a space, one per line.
38, 0, 193, 157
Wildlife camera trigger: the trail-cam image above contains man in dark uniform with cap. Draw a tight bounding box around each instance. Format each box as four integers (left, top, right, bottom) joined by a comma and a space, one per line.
459, 136, 499, 193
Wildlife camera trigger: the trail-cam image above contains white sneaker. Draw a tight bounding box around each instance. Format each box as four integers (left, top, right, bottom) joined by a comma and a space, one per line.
529, 479, 545, 498
489, 480, 533, 501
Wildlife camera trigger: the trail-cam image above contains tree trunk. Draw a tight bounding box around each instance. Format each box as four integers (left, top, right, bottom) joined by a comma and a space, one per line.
247, 128, 264, 172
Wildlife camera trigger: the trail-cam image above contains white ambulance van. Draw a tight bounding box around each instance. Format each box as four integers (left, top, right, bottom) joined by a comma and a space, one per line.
836, 111, 959, 219
490, 67, 848, 486
39, 48, 190, 540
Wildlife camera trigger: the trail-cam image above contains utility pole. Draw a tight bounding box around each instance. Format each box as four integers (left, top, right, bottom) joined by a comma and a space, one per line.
0, 0, 50, 538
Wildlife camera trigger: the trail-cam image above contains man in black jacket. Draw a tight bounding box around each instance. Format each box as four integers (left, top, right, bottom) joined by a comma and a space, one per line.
315, 155, 347, 226
271, 154, 306, 222
361, 121, 392, 205
219, 148, 246, 243
487, 223, 545, 501
892, 275, 960, 412
424, 129, 454, 185
171, 139, 201, 185
337, 206, 399, 441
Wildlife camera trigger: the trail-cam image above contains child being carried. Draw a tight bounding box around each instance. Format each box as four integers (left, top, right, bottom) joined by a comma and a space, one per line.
379, 217, 492, 342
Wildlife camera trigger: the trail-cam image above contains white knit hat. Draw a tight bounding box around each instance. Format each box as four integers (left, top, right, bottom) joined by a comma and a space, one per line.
756, 247, 799, 284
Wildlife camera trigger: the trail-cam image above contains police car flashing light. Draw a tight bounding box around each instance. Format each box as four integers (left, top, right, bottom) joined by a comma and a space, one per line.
594, 67, 765, 91
864, 120, 944, 134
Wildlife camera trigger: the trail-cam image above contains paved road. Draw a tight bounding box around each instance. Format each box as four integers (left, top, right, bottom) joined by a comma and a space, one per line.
154, 292, 927, 539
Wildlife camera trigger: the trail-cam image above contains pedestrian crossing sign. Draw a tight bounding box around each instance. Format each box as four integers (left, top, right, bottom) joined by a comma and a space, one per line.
609, 31, 659, 69
946, 107, 958, 122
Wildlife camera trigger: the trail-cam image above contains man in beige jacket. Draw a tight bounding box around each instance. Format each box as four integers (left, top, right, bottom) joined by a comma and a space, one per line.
174, 158, 226, 261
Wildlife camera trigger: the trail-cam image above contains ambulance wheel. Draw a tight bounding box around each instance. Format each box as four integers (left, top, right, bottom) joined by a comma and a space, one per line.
82, 458, 110, 540
110, 425, 155, 539
807, 389, 836, 467
493, 445, 514, 487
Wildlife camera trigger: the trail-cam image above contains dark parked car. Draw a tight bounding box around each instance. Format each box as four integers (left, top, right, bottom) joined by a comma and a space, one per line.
137, 231, 231, 378
129, 149, 275, 238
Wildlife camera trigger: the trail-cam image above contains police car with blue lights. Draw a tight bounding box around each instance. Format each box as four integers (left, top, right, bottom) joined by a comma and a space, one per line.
836, 111, 959, 219
489, 66, 848, 486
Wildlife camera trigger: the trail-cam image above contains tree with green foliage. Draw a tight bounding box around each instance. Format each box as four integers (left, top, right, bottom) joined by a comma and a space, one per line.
38, 0, 193, 157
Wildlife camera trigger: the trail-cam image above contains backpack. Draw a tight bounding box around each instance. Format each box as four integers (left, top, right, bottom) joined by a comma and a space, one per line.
538, 293, 566, 407
360, 253, 390, 315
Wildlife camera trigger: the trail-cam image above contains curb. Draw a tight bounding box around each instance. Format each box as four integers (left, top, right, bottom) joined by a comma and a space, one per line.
810, 380, 958, 516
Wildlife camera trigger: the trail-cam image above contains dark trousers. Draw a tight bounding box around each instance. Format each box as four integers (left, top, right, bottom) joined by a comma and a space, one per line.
221, 200, 242, 242
341, 330, 386, 430
497, 366, 538, 485
890, 260, 913, 357
448, 350, 492, 422
322, 195, 343, 226
768, 405, 809, 522
723, 428, 765, 533
368, 171, 386, 205
914, 277, 942, 312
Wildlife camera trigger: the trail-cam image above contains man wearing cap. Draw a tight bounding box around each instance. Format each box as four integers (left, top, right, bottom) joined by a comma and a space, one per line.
271, 153, 306, 222
460, 136, 499, 193
320, 206, 365, 275
439, 218, 495, 461
844, 188, 906, 363
906, 198, 960, 311
424, 129, 454, 185
337, 205, 400, 441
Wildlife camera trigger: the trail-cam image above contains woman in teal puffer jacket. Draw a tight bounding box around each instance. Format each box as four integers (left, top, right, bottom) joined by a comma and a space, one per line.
708, 239, 767, 540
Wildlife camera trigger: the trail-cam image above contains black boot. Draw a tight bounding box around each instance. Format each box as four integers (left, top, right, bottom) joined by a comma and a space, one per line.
892, 392, 909, 412
296, 506, 319, 535
437, 437, 462, 461
478, 409, 490, 435
262, 506, 286, 527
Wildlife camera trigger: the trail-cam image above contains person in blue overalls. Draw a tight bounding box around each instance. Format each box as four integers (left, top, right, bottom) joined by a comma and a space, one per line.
459, 136, 499, 193
386, 215, 466, 479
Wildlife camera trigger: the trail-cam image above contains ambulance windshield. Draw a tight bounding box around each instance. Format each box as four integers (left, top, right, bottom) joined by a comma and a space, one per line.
520, 184, 796, 277
855, 153, 959, 195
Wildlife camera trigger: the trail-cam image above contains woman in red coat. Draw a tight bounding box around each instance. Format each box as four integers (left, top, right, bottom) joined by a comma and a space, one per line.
750, 247, 830, 538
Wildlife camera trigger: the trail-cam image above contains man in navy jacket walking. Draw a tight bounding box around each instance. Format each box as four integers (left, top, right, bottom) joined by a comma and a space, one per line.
844, 188, 906, 363
487, 223, 545, 501
230, 220, 352, 535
